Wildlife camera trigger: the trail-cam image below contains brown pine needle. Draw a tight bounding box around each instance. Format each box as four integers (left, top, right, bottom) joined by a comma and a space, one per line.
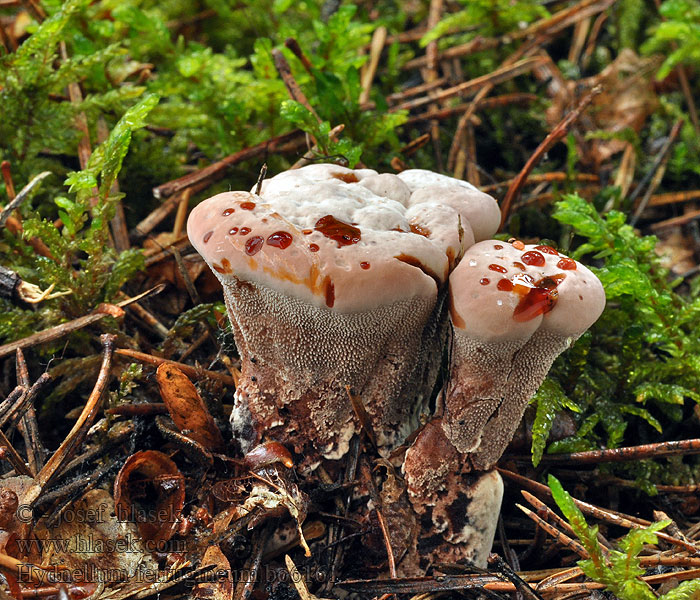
516, 503, 590, 559
532, 438, 700, 464
500, 85, 602, 230
500, 468, 699, 554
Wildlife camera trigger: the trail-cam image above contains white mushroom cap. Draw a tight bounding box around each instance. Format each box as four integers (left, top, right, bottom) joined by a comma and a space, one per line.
189, 165, 486, 313
443, 240, 605, 467
358, 173, 412, 205
397, 169, 502, 242
255, 163, 379, 196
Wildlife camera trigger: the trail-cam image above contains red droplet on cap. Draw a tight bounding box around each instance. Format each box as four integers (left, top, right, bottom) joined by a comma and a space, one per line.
266, 231, 293, 249
240, 202, 256, 210
314, 215, 361, 247
497, 279, 513, 291
203, 231, 213, 243
480, 278, 490, 285
222, 208, 235, 216
557, 257, 577, 270
488, 264, 507, 273
512, 274, 565, 322
521, 250, 545, 266
245, 236, 264, 255
534, 245, 559, 255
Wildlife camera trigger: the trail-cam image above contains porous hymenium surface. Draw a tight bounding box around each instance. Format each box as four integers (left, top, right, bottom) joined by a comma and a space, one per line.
226, 278, 448, 459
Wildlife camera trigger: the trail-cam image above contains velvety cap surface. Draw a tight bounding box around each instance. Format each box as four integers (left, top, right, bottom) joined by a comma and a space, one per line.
188, 165, 497, 312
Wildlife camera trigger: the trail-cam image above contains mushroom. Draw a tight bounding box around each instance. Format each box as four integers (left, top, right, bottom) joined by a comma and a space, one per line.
443, 239, 606, 470
186, 164, 500, 461
401, 239, 604, 568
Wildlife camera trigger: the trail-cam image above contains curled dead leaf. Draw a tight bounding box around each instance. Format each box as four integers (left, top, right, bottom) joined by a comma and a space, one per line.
114, 451, 185, 547
193, 546, 233, 600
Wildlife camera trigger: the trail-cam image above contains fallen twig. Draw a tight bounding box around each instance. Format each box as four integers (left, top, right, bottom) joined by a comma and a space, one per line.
630, 118, 684, 226
22, 334, 116, 507
500, 85, 602, 230
152, 129, 306, 199
114, 348, 236, 386
392, 56, 545, 113
0, 286, 164, 359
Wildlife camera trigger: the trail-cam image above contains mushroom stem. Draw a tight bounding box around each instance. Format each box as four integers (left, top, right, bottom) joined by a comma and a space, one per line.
402, 419, 503, 568
226, 277, 448, 460
443, 329, 574, 470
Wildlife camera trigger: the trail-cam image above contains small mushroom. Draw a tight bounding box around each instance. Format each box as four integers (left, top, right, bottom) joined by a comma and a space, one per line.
444, 240, 606, 469
401, 240, 604, 568
187, 165, 500, 461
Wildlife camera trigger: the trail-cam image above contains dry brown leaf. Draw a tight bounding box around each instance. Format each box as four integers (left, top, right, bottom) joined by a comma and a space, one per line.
37, 489, 157, 586
193, 546, 233, 600
547, 49, 660, 167
156, 363, 225, 452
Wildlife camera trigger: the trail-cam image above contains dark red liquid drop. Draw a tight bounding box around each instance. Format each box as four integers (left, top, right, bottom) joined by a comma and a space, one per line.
494, 244, 503, 249
266, 231, 293, 249
488, 263, 507, 273
245, 236, 264, 255
535, 245, 559, 255
512, 274, 565, 322
360, 262, 370, 269
302, 229, 312, 235
480, 278, 490, 285
497, 279, 513, 291
512, 261, 526, 271
314, 215, 361, 247
410, 223, 431, 237
521, 250, 545, 266
203, 231, 213, 243
239, 227, 251, 235
222, 208, 235, 216
309, 243, 319, 252
557, 257, 577, 270
228, 227, 238, 235
240, 202, 256, 210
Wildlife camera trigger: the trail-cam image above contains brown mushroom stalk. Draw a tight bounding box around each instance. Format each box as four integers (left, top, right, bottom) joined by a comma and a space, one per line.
187, 164, 500, 462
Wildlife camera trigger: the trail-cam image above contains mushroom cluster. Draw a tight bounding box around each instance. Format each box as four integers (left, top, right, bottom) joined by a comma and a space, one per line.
187, 164, 500, 461
187, 164, 605, 569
